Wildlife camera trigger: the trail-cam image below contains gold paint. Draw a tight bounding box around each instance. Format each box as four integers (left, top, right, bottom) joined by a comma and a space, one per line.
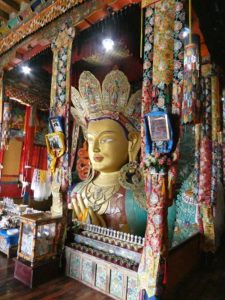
141, 0, 160, 8
152, 0, 176, 85
72, 118, 142, 227
87, 119, 129, 173
71, 70, 145, 230
195, 123, 201, 149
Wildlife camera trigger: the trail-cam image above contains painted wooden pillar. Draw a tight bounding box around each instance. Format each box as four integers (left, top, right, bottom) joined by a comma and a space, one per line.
0, 70, 4, 183
50, 23, 75, 217
211, 75, 221, 204
0, 69, 3, 125
139, 0, 184, 298
211, 74, 223, 249
182, 42, 200, 124
0, 69, 12, 151
198, 64, 215, 252
222, 91, 225, 186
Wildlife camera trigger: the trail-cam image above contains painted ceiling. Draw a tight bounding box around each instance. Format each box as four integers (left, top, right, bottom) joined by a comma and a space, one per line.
1, 0, 225, 108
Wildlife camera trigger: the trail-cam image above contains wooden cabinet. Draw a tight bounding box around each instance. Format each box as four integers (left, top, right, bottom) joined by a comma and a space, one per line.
17, 213, 62, 267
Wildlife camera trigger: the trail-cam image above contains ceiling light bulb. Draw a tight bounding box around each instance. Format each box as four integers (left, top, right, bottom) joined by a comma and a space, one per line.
22, 66, 31, 74
102, 38, 114, 52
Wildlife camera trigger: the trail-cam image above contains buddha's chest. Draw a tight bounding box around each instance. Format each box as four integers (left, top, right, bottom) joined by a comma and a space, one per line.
82, 185, 128, 230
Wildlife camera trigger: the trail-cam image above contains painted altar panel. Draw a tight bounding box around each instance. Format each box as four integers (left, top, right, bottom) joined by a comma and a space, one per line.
110, 269, 124, 299
127, 277, 139, 300
95, 264, 108, 291
65, 246, 139, 300
82, 258, 93, 284
70, 253, 81, 280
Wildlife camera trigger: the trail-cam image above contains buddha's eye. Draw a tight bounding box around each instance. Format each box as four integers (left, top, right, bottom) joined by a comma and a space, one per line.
100, 137, 113, 144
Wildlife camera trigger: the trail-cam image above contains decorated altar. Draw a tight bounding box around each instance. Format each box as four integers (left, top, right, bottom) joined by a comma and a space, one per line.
0, 0, 224, 299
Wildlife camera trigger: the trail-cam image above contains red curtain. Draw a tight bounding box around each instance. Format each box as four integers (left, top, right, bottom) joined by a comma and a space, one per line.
31, 145, 47, 170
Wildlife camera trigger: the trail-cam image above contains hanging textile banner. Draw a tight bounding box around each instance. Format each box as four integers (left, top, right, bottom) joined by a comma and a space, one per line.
0, 71, 4, 175
0, 100, 12, 150
141, 4, 155, 160
172, 0, 185, 115
0, 70, 3, 124
169, 0, 185, 202
139, 5, 160, 298
211, 76, 220, 142
51, 23, 75, 109
198, 66, 215, 252
194, 123, 201, 195
211, 76, 220, 206
138, 172, 167, 297
202, 71, 212, 138
50, 23, 75, 216
70, 121, 80, 172
222, 93, 225, 186
152, 0, 175, 87
139, 0, 180, 298
217, 131, 223, 183
182, 43, 200, 124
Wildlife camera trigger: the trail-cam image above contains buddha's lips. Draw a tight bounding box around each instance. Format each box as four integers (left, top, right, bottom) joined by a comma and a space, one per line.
93, 156, 104, 162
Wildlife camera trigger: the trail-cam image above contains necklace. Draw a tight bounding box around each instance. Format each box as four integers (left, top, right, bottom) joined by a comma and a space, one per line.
81, 180, 120, 214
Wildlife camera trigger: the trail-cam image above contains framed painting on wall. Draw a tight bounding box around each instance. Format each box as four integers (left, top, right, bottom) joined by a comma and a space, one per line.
49, 116, 63, 133
147, 114, 170, 141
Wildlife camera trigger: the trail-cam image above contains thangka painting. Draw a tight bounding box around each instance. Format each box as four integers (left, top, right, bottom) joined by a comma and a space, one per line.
34, 110, 48, 145
11, 101, 26, 136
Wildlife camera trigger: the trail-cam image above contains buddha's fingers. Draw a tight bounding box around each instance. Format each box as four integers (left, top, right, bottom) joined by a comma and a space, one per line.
72, 197, 81, 218
76, 193, 86, 213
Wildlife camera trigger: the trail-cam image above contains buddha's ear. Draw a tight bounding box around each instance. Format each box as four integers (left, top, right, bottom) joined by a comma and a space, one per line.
128, 131, 141, 162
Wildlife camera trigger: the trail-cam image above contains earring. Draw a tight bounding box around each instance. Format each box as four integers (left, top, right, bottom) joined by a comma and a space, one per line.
118, 161, 147, 210
119, 161, 143, 188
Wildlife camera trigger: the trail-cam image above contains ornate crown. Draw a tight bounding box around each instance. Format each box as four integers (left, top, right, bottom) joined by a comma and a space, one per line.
71, 70, 141, 135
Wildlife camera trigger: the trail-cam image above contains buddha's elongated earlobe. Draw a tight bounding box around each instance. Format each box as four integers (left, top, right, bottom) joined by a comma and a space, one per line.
128, 131, 141, 163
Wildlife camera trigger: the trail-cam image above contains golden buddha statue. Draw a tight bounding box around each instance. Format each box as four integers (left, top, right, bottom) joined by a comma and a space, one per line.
71, 70, 147, 236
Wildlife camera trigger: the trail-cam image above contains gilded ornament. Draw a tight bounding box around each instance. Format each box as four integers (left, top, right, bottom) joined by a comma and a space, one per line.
71, 70, 147, 234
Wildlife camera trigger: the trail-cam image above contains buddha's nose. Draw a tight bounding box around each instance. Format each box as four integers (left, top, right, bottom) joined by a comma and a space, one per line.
93, 139, 100, 152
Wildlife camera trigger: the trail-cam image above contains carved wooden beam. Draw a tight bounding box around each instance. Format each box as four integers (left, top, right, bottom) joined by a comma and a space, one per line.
0, 9, 9, 20
3, 0, 20, 12
0, 0, 18, 14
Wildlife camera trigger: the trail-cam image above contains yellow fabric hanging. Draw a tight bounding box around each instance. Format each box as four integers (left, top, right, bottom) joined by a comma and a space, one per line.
45, 132, 65, 173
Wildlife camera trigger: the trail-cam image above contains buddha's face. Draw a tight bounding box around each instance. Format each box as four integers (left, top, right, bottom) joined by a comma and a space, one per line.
87, 119, 129, 173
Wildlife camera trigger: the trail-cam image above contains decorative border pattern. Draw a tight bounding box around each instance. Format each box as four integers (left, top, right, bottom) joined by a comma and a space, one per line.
0, 0, 85, 56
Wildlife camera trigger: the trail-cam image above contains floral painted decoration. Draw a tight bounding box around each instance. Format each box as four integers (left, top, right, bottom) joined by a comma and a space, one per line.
144, 152, 173, 173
